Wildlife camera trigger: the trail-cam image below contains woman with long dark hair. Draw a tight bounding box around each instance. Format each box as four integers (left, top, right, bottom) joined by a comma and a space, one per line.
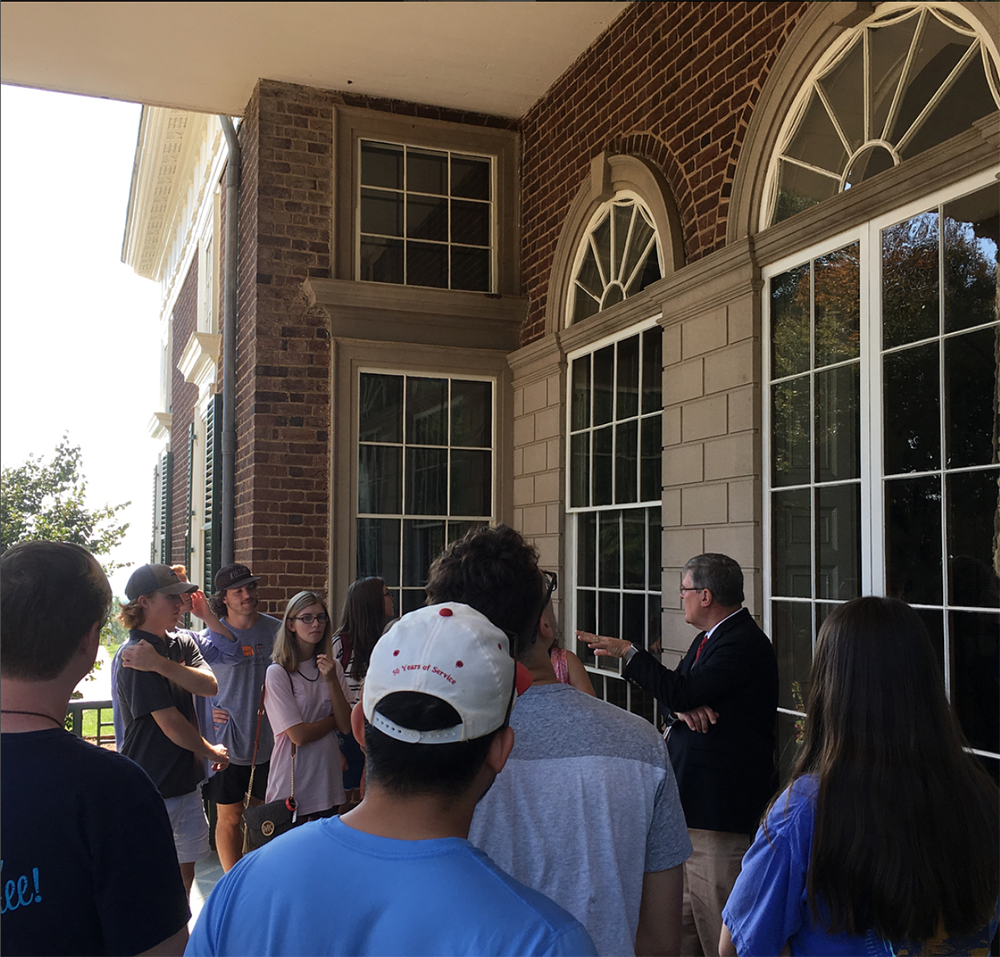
721, 596, 999, 956
264, 591, 352, 821
330, 576, 394, 796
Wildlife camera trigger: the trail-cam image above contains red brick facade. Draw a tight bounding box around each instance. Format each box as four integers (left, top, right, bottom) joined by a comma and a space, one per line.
519, 0, 807, 342
206, 0, 813, 607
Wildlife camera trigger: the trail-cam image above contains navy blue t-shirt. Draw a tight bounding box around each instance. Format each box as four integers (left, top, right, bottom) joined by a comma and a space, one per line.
1, 729, 189, 956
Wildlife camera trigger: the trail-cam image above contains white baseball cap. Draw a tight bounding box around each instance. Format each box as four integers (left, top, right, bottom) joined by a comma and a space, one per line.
363, 602, 515, 744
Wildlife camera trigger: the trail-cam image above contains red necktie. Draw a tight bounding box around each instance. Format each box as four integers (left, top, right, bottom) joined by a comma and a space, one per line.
693, 632, 709, 665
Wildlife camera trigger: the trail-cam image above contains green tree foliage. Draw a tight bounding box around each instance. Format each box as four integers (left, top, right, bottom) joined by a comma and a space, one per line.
0, 437, 129, 571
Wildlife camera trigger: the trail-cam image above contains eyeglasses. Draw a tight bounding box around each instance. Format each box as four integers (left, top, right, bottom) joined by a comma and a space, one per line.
679, 586, 704, 595
291, 613, 328, 625
542, 570, 558, 603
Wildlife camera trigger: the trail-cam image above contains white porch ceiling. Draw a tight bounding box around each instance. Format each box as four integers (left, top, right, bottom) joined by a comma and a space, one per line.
0, 1, 627, 118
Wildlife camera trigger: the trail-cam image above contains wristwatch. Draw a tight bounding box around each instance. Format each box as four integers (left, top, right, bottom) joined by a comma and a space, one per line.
622, 643, 638, 664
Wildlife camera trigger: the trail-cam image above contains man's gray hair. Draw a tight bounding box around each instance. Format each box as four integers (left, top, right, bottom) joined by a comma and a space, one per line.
684, 553, 744, 608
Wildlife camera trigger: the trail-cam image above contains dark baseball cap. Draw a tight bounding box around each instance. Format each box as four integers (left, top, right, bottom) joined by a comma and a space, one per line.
215, 563, 260, 593
125, 564, 198, 601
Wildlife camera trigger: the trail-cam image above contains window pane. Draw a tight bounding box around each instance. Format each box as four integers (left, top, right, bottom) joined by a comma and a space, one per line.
577, 512, 596, 587
641, 326, 662, 413
359, 374, 402, 442
450, 449, 491, 516
406, 241, 447, 288
814, 244, 860, 366
887, 14, 974, 148
640, 418, 661, 503
950, 610, 1000, 755
407, 148, 447, 195
772, 600, 812, 712
883, 343, 940, 474
361, 141, 403, 189
407, 195, 448, 242
817, 34, 864, 151
623, 509, 646, 590
774, 161, 839, 222
592, 213, 612, 290
400, 589, 426, 615
450, 380, 491, 447
451, 199, 489, 247
451, 246, 490, 292
943, 186, 998, 334
361, 188, 403, 236
360, 237, 403, 284
402, 519, 445, 587
649, 507, 661, 588
815, 363, 859, 482
948, 471, 1000, 608
577, 592, 597, 665
451, 246, 491, 292
357, 517, 401, 583
406, 448, 447, 515
593, 346, 614, 426
571, 432, 590, 508
451, 155, 490, 201
598, 512, 620, 589
946, 328, 999, 469
773, 488, 812, 598
771, 264, 811, 379
885, 475, 943, 604
623, 592, 645, 648
598, 590, 621, 643
785, 89, 847, 174
406, 378, 447, 445
571, 356, 591, 431
358, 446, 402, 514
593, 426, 613, 506
772, 376, 811, 487
623, 208, 654, 290
882, 212, 939, 348
647, 592, 662, 654
869, 14, 920, 139
612, 203, 631, 280
615, 420, 638, 504
816, 484, 861, 600
617, 336, 640, 420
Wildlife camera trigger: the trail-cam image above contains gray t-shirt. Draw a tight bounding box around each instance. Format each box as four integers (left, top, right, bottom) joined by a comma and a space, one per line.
201, 614, 280, 765
469, 683, 692, 957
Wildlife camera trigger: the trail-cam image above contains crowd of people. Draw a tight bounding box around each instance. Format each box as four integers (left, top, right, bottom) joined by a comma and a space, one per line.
1, 527, 997, 956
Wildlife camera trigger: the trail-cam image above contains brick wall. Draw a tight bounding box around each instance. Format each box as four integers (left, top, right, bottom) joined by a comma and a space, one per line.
170, 258, 198, 563
519, 0, 807, 344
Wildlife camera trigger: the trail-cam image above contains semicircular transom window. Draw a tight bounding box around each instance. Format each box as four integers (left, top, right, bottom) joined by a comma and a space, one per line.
569, 193, 663, 324
766, 3, 1000, 227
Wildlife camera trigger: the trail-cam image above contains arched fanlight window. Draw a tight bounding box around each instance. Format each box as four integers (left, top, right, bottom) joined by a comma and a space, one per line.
764, 3, 1000, 227
568, 192, 663, 324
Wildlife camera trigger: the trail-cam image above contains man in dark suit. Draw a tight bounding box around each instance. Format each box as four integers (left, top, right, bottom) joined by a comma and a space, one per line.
583, 553, 778, 957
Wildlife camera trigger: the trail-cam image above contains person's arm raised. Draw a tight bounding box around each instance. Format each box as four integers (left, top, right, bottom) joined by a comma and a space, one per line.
121, 641, 219, 697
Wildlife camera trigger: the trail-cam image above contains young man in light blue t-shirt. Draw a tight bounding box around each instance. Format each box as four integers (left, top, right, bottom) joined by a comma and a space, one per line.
187, 602, 596, 957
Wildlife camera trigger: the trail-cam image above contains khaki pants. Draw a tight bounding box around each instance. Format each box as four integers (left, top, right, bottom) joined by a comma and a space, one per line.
680, 828, 751, 957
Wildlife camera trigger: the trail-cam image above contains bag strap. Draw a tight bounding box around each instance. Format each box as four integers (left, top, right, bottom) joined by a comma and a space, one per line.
243, 681, 267, 810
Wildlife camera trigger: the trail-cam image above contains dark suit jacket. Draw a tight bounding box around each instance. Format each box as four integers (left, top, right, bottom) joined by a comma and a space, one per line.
624, 608, 778, 834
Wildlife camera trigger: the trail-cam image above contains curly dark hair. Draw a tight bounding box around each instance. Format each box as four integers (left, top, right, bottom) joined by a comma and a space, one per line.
425, 524, 544, 659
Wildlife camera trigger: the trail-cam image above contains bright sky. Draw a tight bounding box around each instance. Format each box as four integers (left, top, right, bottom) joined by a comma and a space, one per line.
1, 85, 163, 597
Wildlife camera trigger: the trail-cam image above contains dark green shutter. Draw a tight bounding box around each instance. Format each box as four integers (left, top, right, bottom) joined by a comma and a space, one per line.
202, 393, 222, 592
155, 450, 173, 564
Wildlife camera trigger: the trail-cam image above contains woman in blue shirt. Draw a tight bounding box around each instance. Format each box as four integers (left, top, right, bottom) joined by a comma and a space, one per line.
721, 596, 998, 956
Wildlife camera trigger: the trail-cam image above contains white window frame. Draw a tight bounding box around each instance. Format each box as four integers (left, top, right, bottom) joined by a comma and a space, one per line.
565, 317, 664, 720
355, 367, 498, 613
356, 139, 496, 293
762, 166, 999, 765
